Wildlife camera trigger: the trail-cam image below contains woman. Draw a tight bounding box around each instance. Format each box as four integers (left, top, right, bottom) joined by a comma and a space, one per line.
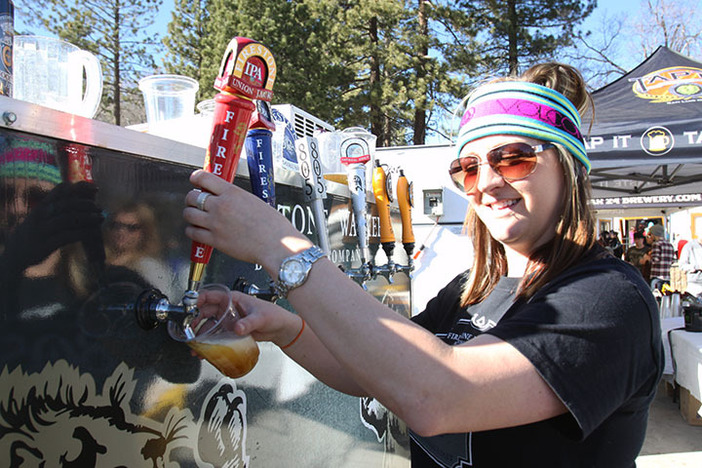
0, 143, 104, 315
104, 201, 176, 298
184, 63, 663, 467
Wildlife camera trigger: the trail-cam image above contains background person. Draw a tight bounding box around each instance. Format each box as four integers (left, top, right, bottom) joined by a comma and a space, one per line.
104, 201, 178, 299
597, 230, 610, 252
678, 234, 702, 297
183, 63, 662, 467
645, 223, 676, 292
609, 230, 623, 259
625, 231, 651, 282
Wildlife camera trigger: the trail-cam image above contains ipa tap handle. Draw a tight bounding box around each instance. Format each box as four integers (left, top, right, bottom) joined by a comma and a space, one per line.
188, 38, 277, 291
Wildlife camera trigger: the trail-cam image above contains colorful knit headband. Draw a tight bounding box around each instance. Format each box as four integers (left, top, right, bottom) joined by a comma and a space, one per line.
0, 147, 62, 184
457, 81, 590, 173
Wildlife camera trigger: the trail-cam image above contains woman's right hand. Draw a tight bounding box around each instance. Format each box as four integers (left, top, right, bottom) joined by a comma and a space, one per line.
183, 170, 312, 275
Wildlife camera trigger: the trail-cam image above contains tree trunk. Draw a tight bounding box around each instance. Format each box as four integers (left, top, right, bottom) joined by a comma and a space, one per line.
506, 0, 519, 75
369, 15, 384, 145
412, 0, 428, 145
112, 3, 122, 126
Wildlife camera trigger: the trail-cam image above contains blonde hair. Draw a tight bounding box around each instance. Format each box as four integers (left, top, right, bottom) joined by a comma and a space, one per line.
460, 63, 597, 306
105, 201, 162, 268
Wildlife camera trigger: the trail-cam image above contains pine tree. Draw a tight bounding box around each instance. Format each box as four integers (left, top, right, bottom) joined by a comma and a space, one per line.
18, 0, 163, 125
197, 0, 355, 125
163, 0, 210, 101
412, 0, 430, 145
166, 0, 473, 145
454, 0, 596, 76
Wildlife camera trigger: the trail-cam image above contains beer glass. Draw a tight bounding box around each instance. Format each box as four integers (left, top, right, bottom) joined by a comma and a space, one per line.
168, 284, 259, 378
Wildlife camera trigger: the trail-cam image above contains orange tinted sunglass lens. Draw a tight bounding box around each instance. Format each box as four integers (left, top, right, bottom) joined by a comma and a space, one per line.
448, 156, 479, 192
449, 142, 548, 193
489, 143, 538, 180
495, 155, 537, 180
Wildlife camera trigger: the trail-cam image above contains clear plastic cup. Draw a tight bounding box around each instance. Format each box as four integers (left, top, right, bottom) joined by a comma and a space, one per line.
168, 284, 259, 378
196, 99, 216, 116
138, 74, 199, 124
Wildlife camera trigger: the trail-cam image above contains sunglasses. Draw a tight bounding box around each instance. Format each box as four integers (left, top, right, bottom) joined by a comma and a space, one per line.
110, 221, 142, 232
448, 142, 555, 193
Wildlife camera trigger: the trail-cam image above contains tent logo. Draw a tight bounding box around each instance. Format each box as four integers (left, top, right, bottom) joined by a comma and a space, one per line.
641, 126, 674, 155
630, 66, 702, 103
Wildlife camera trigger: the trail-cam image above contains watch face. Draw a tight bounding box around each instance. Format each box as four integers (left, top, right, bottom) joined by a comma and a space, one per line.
281, 258, 307, 286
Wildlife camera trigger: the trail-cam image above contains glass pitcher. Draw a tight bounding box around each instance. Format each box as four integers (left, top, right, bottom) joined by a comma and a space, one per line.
13, 35, 103, 118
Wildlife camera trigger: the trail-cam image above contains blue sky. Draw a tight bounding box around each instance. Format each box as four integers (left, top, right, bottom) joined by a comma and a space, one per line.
13, 0, 671, 143
17, 0, 649, 49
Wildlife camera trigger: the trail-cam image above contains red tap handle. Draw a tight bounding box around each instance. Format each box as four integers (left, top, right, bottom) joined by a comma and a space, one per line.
189, 37, 276, 288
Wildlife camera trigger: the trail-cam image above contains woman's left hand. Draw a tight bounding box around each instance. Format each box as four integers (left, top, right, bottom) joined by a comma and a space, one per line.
229, 291, 303, 347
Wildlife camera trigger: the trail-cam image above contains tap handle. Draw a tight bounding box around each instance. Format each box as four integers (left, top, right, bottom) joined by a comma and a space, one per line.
397, 169, 414, 248
189, 38, 277, 289
372, 161, 395, 240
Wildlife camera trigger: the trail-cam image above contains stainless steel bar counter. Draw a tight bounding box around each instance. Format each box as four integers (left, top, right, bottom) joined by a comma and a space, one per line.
0, 97, 412, 467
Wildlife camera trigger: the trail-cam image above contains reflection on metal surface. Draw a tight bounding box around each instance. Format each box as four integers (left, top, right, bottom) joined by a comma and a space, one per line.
0, 100, 411, 466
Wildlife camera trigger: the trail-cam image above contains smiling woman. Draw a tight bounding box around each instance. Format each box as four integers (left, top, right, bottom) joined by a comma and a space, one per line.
180, 60, 663, 467
456, 66, 594, 303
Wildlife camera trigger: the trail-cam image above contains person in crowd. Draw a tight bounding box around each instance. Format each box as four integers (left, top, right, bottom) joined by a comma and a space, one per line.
183, 63, 663, 467
104, 201, 177, 299
609, 230, 623, 259
0, 143, 104, 316
645, 223, 676, 292
625, 231, 651, 282
678, 234, 702, 297
677, 237, 688, 259
597, 230, 610, 250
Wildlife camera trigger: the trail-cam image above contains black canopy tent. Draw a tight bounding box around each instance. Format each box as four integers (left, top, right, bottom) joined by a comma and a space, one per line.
584, 46, 702, 208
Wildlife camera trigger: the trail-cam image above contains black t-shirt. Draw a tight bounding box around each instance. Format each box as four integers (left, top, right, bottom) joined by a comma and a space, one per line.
409, 251, 663, 468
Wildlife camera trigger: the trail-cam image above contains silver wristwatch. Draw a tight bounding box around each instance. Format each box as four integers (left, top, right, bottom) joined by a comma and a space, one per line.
273, 246, 326, 299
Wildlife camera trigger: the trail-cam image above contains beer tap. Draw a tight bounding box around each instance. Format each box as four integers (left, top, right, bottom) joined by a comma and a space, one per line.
123, 288, 199, 339
345, 266, 372, 286
296, 135, 331, 255
245, 100, 277, 207
231, 277, 278, 302
395, 169, 415, 275
370, 160, 397, 282
188, 37, 276, 293
340, 133, 373, 286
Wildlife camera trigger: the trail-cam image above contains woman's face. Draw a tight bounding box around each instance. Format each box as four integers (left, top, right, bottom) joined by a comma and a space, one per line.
109, 211, 143, 252
1, 177, 55, 232
462, 135, 565, 256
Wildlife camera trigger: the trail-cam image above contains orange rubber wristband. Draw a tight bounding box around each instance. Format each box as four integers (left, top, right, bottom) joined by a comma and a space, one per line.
281, 318, 305, 349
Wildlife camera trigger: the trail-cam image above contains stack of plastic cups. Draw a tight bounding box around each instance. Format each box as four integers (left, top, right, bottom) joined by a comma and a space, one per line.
138, 74, 199, 137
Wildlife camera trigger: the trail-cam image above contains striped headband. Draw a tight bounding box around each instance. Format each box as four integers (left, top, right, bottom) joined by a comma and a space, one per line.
0, 147, 62, 184
456, 81, 590, 173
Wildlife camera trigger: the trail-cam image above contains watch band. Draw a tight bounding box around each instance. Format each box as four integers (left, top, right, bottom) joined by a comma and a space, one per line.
273, 245, 326, 299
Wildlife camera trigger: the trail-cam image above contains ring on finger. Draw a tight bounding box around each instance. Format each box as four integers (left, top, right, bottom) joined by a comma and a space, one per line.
195, 191, 212, 211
